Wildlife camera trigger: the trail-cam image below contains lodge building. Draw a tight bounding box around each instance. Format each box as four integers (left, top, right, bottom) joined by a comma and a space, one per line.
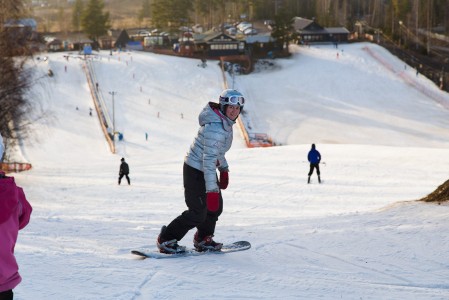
293, 17, 349, 44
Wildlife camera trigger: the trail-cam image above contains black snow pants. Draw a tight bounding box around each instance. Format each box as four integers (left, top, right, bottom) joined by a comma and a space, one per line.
118, 173, 130, 185
0, 290, 13, 300
308, 163, 320, 176
162, 163, 223, 242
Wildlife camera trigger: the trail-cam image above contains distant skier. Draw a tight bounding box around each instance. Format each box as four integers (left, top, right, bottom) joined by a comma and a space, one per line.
156, 89, 245, 254
307, 144, 321, 184
118, 157, 130, 185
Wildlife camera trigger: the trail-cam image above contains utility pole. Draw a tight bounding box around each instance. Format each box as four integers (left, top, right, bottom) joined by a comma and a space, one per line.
232, 64, 236, 89
427, 0, 432, 54
415, 0, 419, 50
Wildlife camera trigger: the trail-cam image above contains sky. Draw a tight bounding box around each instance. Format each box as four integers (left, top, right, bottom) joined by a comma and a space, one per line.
8, 42, 449, 299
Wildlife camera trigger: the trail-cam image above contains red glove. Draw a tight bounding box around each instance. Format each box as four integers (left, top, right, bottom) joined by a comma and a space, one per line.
219, 171, 229, 190
206, 192, 220, 212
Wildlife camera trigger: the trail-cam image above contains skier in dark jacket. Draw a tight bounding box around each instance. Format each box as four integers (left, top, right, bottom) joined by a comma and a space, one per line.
118, 158, 130, 185
307, 144, 321, 183
156, 89, 245, 254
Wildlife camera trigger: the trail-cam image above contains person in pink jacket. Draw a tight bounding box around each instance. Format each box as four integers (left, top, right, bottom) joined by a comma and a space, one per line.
0, 133, 32, 300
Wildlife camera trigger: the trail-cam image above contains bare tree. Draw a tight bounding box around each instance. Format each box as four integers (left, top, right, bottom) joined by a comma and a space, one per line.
0, 0, 36, 158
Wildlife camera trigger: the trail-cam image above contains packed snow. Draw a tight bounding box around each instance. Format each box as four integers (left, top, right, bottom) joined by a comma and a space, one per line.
9, 42, 449, 299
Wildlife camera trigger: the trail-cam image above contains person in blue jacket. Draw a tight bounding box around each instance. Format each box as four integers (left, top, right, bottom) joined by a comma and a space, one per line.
307, 144, 321, 183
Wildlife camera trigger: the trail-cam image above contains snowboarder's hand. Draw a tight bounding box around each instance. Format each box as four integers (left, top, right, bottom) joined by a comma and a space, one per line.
219, 171, 229, 190
206, 192, 220, 212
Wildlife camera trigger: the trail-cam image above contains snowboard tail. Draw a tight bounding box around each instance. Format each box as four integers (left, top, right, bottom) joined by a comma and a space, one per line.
132, 241, 251, 259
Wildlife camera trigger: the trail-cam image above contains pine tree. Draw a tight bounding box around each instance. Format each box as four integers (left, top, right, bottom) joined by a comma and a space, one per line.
81, 0, 110, 41
138, 0, 151, 24
152, 0, 193, 33
270, 9, 294, 55
72, 0, 84, 32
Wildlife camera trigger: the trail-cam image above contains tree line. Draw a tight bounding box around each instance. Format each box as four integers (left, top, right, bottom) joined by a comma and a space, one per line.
146, 0, 448, 35
38, 0, 445, 38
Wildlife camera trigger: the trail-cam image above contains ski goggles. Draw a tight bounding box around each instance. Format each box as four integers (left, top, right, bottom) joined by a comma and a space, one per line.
221, 95, 245, 106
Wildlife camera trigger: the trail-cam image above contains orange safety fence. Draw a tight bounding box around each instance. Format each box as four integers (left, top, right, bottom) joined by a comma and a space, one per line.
0, 162, 32, 173
362, 46, 449, 111
82, 62, 116, 153
248, 133, 273, 148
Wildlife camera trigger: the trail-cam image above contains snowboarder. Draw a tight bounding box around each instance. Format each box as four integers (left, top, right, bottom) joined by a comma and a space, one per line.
118, 157, 130, 185
0, 132, 33, 300
307, 144, 321, 183
156, 89, 245, 254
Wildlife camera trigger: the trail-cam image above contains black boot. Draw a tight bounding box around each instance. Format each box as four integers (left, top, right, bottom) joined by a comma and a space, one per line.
318, 175, 321, 183
308, 176, 311, 184
157, 226, 186, 254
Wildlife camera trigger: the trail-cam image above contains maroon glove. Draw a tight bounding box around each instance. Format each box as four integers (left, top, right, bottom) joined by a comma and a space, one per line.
206, 192, 220, 212
219, 171, 229, 190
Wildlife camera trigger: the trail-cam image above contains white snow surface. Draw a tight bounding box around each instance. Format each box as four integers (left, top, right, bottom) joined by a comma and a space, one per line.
10, 42, 449, 299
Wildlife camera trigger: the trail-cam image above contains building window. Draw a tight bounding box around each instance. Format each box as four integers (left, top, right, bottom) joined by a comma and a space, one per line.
210, 43, 239, 50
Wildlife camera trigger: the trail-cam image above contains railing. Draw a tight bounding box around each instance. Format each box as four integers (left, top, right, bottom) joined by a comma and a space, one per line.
82, 59, 116, 153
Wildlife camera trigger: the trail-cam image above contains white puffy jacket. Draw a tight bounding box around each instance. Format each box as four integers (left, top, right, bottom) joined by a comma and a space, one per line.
184, 102, 235, 192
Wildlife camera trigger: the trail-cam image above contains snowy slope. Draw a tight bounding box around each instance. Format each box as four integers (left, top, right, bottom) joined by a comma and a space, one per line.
238, 43, 449, 147
10, 43, 449, 300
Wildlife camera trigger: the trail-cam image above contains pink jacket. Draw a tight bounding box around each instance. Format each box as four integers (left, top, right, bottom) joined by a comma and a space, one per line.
0, 173, 32, 292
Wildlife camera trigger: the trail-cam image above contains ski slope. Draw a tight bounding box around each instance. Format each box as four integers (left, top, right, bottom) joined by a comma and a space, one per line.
10, 42, 449, 299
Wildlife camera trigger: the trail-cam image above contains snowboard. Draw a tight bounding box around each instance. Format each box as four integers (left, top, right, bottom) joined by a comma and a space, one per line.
131, 241, 251, 259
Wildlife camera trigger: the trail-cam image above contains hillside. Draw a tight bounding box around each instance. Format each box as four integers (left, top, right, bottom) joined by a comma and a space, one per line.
10, 43, 449, 299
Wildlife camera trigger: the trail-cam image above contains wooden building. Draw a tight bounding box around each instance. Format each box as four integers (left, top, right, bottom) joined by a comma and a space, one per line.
194, 31, 245, 57
293, 17, 349, 44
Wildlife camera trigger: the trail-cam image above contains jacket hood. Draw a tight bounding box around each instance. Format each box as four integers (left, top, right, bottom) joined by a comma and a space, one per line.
199, 102, 235, 132
0, 176, 19, 224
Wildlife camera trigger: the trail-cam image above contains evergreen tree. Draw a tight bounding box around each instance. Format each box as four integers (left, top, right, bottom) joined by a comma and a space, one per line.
57, 7, 67, 34
270, 9, 294, 54
152, 0, 193, 33
72, 0, 84, 32
138, 0, 151, 24
81, 0, 110, 41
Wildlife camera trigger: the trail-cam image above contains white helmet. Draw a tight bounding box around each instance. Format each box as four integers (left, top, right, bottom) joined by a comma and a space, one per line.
219, 89, 245, 112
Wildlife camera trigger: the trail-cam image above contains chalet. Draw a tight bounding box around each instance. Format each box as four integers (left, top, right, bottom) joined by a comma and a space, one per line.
193, 31, 245, 57
293, 17, 349, 44
245, 33, 275, 57
47, 39, 63, 52
72, 37, 94, 51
